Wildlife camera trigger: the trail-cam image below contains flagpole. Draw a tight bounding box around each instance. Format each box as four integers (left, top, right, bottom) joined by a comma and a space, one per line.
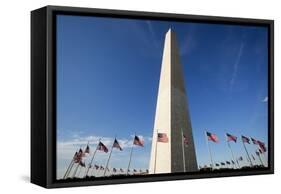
251, 154, 256, 166
70, 145, 84, 178
257, 152, 264, 167
261, 152, 267, 166
181, 128, 186, 172
153, 129, 158, 174
65, 160, 76, 178
127, 134, 135, 175
205, 130, 214, 170
72, 164, 80, 178
77, 166, 82, 178
64, 161, 73, 179
227, 140, 237, 169
84, 139, 100, 177
64, 160, 74, 179
66, 148, 84, 178
103, 137, 115, 176
63, 152, 76, 179
242, 141, 253, 167
236, 159, 240, 168
223, 131, 237, 169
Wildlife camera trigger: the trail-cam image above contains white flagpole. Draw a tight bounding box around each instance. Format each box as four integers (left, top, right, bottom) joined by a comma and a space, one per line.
205, 130, 214, 170
126, 133, 135, 175
226, 140, 237, 169
65, 161, 75, 179
103, 137, 115, 176
242, 141, 253, 167
257, 152, 264, 167
153, 129, 158, 174
77, 166, 82, 178
261, 152, 267, 167
236, 159, 240, 168
71, 146, 83, 178
64, 149, 83, 178
84, 139, 100, 177
63, 155, 74, 179
63, 151, 76, 179
181, 128, 186, 172
223, 131, 237, 169
72, 164, 80, 178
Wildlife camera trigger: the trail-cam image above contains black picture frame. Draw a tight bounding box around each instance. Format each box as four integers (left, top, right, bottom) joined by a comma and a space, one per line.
31, 5, 274, 188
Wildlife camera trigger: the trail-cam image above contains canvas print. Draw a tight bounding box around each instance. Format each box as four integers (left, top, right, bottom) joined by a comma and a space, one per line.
56, 14, 269, 181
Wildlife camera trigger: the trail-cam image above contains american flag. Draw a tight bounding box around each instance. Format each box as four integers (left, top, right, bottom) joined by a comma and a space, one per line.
74, 150, 83, 163
157, 133, 168, 143
84, 144, 90, 154
241, 135, 250, 144
226, 133, 237, 142
79, 161, 86, 167
78, 148, 84, 157
94, 164, 99, 170
251, 137, 258, 145
206, 131, 219, 143
73, 152, 79, 163
97, 141, 109, 153
257, 141, 266, 152
133, 135, 144, 147
183, 134, 188, 145
113, 138, 123, 151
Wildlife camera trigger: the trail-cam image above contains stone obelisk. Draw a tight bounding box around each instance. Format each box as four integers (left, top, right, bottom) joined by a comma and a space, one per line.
149, 29, 198, 174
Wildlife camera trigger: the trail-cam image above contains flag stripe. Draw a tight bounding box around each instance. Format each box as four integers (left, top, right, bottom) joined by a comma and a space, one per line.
206, 131, 219, 143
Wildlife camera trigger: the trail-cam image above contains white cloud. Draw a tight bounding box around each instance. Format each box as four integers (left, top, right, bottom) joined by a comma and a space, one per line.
56, 133, 152, 179
262, 96, 268, 102
58, 136, 130, 149
58, 133, 152, 148
57, 134, 152, 161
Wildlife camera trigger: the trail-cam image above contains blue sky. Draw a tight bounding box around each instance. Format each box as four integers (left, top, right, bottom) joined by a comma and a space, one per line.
56, 15, 268, 178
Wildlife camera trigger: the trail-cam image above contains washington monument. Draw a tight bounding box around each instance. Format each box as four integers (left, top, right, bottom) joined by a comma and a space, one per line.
149, 29, 198, 174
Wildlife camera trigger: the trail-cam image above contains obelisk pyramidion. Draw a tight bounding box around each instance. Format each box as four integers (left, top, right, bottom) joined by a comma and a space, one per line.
149, 29, 198, 174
